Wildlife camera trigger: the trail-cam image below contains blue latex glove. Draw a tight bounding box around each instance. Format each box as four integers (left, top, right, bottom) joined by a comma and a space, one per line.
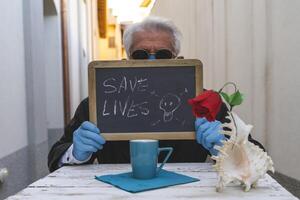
73, 121, 106, 161
195, 118, 225, 156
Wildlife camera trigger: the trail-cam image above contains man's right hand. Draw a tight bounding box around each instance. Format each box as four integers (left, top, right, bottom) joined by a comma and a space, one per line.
72, 121, 106, 161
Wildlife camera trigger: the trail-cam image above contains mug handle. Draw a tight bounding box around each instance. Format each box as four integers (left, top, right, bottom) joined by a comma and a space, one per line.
156, 147, 173, 175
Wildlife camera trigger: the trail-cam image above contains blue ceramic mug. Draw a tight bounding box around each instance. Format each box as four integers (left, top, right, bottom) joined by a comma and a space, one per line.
130, 139, 173, 179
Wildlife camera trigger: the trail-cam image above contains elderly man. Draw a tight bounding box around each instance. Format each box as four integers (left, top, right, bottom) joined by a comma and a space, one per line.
48, 17, 263, 172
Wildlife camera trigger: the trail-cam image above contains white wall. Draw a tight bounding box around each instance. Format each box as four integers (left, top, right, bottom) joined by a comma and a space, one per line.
68, 0, 83, 117
44, 0, 64, 129
79, 0, 89, 100
23, 0, 48, 146
0, 0, 28, 158
151, 0, 300, 180
0, 1, 63, 197
266, 0, 300, 182
68, 0, 92, 117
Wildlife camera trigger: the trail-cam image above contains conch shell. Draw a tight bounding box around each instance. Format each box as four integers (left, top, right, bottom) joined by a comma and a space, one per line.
211, 112, 275, 192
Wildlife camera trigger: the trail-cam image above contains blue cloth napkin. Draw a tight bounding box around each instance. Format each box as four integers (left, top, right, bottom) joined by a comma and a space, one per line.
95, 169, 199, 193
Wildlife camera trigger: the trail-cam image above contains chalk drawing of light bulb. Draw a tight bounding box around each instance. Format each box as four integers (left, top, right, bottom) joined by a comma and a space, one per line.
159, 93, 181, 122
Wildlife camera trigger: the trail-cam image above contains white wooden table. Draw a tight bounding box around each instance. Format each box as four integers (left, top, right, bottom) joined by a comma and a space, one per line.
6, 163, 298, 200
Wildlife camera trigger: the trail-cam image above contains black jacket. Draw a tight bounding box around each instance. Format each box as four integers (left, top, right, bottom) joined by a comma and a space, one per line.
48, 97, 264, 172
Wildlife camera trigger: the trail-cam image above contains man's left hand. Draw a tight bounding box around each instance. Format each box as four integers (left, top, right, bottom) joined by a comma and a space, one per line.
195, 118, 225, 156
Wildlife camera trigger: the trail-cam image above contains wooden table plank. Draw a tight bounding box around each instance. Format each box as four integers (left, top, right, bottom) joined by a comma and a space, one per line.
6, 163, 298, 200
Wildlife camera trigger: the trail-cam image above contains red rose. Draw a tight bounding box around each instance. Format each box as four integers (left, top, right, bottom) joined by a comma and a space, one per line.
188, 90, 222, 121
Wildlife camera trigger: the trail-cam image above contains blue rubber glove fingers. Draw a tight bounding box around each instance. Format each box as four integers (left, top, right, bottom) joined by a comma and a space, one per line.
74, 135, 98, 153
73, 121, 105, 161
80, 122, 106, 146
208, 139, 225, 156
77, 130, 103, 150
73, 129, 94, 161
209, 147, 219, 157
205, 130, 225, 150
81, 121, 100, 134
203, 121, 223, 149
200, 122, 220, 149
206, 124, 226, 156
195, 120, 213, 144
195, 118, 208, 131
208, 134, 225, 156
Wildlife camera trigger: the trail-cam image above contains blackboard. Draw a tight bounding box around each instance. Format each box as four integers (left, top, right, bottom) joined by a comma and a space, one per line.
88, 59, 203, 141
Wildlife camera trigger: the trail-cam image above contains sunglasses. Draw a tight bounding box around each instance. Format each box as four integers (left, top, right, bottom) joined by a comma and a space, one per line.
130, 49, 175, 60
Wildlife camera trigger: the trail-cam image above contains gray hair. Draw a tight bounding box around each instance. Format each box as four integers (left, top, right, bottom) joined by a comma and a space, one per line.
123, 16, 182, 57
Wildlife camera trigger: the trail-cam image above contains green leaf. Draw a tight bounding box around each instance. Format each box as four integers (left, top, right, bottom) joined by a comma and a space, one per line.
220, 92, 230, 104
229, 90, 244, 106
